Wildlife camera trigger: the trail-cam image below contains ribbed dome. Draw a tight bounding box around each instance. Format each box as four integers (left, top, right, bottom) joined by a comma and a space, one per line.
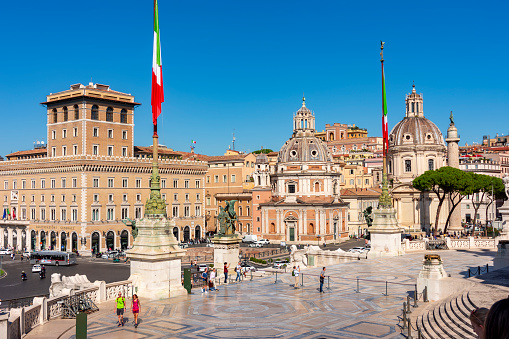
255, 153, 269, 164
278, 136, 332, 163
389, 116, 445, 147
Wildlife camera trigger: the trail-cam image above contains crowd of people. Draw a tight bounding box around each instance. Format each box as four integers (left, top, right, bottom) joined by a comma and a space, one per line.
469, 296, 509, 339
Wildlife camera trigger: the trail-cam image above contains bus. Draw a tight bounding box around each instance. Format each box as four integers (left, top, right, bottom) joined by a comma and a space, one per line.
29, 251, 77, 266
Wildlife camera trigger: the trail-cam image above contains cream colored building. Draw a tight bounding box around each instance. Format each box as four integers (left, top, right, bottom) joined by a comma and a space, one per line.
0, 83, 207, 254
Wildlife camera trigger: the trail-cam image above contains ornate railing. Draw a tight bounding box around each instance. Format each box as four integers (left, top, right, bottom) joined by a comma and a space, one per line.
105, 280, 133, 301
473, 239, 496, 248
9, 316, 20, 339
46, 295, 68, 320
449, 239, 470, 248
24, 304, 41, 334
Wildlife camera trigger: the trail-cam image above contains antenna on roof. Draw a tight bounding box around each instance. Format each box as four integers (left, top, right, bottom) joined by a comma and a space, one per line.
232, 129, 236, 151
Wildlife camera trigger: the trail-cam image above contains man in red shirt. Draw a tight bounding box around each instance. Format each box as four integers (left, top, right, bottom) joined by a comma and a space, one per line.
223, 262, 230, 283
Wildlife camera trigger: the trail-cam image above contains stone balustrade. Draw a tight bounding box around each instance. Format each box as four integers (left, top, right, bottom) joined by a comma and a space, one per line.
404, 237, 498, 252
3, 280, 132, 338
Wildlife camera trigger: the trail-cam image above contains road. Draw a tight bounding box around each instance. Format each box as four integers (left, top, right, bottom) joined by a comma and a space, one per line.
0, 256, 130, 301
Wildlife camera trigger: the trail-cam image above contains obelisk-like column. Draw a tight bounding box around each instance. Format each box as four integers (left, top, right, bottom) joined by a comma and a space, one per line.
446, 113, 462, 233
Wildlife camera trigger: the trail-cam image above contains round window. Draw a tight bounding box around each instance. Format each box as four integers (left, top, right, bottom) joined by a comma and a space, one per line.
405, 135, 411, 140
290, 150, 297, 157
427, 134, 432, 140
311, 150, 318, 157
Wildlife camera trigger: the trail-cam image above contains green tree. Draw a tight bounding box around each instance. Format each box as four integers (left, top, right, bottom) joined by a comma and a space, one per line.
413, 167, 479, 235
468, 175, 505, 226
252, 149, 273, 154
482, 176, 506, 225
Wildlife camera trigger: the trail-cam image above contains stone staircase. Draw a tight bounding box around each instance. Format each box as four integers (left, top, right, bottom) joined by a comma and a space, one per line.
416, 292, 478, 339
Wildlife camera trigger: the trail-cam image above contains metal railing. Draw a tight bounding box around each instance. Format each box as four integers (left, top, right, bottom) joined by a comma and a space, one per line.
1, 294, 49, 310
399, 286, 428, 338
467, 264, 489, 277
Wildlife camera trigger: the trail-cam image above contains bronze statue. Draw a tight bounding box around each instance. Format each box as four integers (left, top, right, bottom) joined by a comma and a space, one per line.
122, 218, 138, 240
363, 206, 373, 228
449, 111, 454, 125
217, 200, 238, 236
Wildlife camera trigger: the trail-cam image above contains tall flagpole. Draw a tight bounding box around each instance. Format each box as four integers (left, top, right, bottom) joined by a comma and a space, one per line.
379, 41, 392, 208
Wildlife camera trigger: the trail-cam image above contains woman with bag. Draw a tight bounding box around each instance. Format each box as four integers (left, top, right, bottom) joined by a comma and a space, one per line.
131, 294, 141, 328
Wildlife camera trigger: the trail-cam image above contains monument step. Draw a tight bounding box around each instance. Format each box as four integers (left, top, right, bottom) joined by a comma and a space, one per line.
445, 295, 476, 335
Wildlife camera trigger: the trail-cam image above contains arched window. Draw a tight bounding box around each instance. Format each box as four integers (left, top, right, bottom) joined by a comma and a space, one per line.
270, 223, 276, 233
52, 109, 58, 123
405, 160, 412, 172
238, 206, 242, 216
314, 182, 320, 192
308, 223, 315, 234
106, 107, 113, 122
74, 105, 79, 120
246, 206, 250, 216
428, 159, 434, 171
121, 109, 127, 123
91, 105, 99, 120
329, 133, 334, 141
63, 106, 68, 121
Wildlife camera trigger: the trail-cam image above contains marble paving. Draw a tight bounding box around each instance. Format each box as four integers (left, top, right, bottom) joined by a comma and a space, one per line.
44, 250, 495, 339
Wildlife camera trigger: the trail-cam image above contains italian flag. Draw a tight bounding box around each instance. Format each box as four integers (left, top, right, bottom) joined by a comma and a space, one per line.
151, 0, 164, 126
381, 59, 388, 156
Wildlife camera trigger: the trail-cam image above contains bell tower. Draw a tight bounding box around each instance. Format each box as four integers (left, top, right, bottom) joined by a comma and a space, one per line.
405, 83, 424, 118
293, 96, 315, 137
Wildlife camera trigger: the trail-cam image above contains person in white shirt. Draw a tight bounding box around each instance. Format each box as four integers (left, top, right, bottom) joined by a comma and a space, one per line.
293, 266, 300, 288
235, 262, 242, 281
209, 268, 218, 292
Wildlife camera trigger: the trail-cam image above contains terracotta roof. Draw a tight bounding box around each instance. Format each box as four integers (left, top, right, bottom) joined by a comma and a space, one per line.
6, 149, 47, 158
340, 187, 381, 197
134, 146, 182, 157
267, 152, 278, 156
203, 154, 248, 162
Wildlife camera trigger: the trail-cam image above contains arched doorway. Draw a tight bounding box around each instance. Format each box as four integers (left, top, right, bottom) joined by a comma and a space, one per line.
173, 227, 179, 241
61, 232, 67, 251
120, 230, 129, 250
12, 231, 17, 249
31, 230, 36, 251
195, 225, 201, 240
50, 231, 56, 250
106, 231, 115, 251
72, 232, 78, 252
40, 231, 46, 250
183, 226, 190, 242
3, 230, 8, 248
91, 232, 100, 254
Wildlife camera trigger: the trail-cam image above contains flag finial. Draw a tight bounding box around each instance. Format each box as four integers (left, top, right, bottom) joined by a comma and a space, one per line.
302, 93, 306, 107
380, 41, 384, 62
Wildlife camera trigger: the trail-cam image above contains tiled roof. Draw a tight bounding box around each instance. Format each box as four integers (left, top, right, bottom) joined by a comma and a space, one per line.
134, 146, 181, 156
340, 187, 381, 197
6, 149, 47, 158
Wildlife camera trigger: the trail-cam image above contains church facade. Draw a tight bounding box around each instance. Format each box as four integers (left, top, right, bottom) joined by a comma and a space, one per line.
255, 98, 349, 243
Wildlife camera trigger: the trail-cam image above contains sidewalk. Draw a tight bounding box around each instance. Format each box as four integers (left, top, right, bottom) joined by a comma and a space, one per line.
25, 250, 499, 339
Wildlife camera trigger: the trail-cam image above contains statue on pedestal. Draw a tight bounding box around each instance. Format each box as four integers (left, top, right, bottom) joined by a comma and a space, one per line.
217, 200, 238, 236
503, 173, 509, 200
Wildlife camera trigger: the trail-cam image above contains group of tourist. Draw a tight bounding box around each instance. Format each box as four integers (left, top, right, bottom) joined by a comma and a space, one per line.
115, 292, 141, 328
292, 266, 327, 293
469, 297, 509, 339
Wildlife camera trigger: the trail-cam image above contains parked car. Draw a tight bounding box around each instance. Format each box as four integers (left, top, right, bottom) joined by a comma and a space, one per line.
101, 254, 109, 259
348, 247, 368, 253
0, 249, 12, 255
179, 243, 189, 249
257, 239, 270, 245
32, 264, 42, 273
23, 251, 31, 258
249, 243, 262, 248
242, 235, 258, 243
240, 262, 256, 272
273, 260, 288, 269
206, 243, 214, 248
198, 264, 209, 272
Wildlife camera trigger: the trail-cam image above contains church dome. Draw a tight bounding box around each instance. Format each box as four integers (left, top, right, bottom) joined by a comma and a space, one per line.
278, 136, 332, 163
389, 116, 445, 147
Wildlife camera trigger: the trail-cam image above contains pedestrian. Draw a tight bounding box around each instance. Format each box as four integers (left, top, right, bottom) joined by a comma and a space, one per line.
223, 262, 230, 283
235, 262, 242, 281
292, 266, 300, 289
469, 307, 488, 339
115, 292, 126, 326
201, 267, 208, 293
131, 294, 141, 328
484, 297, 509, 339
320, 267, 326, 293
209, 268, 218, 292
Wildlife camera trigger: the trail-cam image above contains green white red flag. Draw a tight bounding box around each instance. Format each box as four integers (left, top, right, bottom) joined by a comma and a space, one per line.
381, 46, 388, 156
151, 0, 164, 126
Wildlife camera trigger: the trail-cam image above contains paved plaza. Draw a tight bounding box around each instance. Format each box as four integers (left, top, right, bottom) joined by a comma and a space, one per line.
26, 250, 496, 339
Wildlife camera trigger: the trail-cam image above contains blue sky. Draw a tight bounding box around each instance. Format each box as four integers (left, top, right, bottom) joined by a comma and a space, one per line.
0, 0, 508, 157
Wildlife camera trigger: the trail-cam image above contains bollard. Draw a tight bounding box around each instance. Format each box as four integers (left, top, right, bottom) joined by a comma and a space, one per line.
407, 318, 413, 339
417, 328, 422, 339
385, 281, 388, 296
250, 270, 253, 281
76, 312, 87, 339
275, 271, 278, 284
356, 278, 360, 293
423, 286, 428, 302
486, 263, 489, 273
413, 285, 418, 307
402, 302, 407, 329
478, 266, 481, 276
407, 296, 412, 314
327, 276, 330, 290
301, 273, 304, 287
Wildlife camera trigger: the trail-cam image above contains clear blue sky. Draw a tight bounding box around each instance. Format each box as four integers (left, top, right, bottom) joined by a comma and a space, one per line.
1, 0, 508, 157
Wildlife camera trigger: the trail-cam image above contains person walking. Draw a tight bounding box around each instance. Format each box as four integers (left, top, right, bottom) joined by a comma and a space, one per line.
293, 266, 300, 289
115, 292, 126, 326
201, 267, 209, 293
209, 268, 218, 292
223, 262, 230, 283
235, 262, 242, 282
320, 267, 326, 293
131, 294, 141, 328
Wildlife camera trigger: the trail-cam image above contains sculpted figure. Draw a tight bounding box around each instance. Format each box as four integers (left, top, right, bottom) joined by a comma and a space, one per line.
503, 173, 509, 200
290, 244, 308, 268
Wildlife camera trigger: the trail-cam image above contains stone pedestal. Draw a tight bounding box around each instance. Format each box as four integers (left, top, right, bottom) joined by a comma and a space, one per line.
367, 207, 404, 258
494, 240, 509, 270
211, 235, 241, 279
497, 203, 509, 240
127, 216, 187, 299
417, 255, 448, 301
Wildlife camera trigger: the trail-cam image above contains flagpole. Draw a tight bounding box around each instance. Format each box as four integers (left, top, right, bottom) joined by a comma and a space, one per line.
379, 41, 392, 208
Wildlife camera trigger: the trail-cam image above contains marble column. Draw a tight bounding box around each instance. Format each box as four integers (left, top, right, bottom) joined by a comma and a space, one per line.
17, 228, 23, 251
7, 228, 13, 249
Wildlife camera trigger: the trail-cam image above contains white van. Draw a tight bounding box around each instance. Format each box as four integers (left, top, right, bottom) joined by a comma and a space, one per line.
242, 235, 258, 243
